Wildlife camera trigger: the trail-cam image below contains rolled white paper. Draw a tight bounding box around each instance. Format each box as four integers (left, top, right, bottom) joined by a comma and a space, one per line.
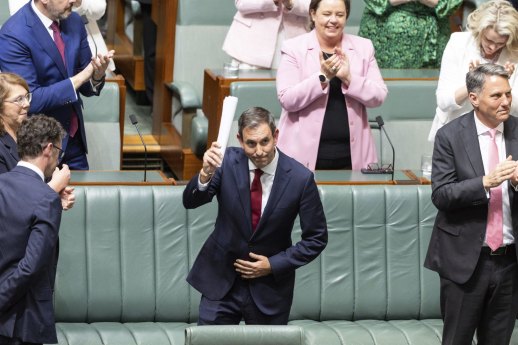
216, 96, 238, 158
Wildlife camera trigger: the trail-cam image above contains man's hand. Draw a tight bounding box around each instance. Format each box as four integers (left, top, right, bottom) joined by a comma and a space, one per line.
91, 50, 115, 81
200, 142, 222, 183
49, 164, 71, 193
234, 252, 272, 279
483, 155, 518, 189
60, 186, 76, 210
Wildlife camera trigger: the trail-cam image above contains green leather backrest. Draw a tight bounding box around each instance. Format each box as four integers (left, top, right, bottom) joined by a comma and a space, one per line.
370, 80, 438, 169
55, 184, 439, 323
173, 0, 235, 107
290, 185, 439, 321
81, 82, 121, 170
0, 1, 10, 28
368, 80, 437, 122
82, 82, 120, 123
177, 0, 235, 25
231, 81, 282, 119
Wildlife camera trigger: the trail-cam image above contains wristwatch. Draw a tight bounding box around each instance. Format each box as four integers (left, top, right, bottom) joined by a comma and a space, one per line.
319, 74, 329, 83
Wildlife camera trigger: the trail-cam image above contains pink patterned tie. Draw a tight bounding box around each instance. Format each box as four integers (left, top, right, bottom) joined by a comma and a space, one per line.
486, 128, 503, 251
50, 21, 78, 137
250, 169, 263, 231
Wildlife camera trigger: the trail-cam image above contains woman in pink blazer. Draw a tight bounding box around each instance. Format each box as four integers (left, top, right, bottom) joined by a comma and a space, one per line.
223, 0, 310, 69
277, 0, 387, 171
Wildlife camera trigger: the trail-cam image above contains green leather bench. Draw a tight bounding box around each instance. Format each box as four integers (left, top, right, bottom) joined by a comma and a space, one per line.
191, 76, 438, 170
47, 183, 516, 345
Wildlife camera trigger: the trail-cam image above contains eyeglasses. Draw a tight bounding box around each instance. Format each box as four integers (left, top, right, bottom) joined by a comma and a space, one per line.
366, 163, 393, 173
4, 93, 32, 106
53, 145, 65, 161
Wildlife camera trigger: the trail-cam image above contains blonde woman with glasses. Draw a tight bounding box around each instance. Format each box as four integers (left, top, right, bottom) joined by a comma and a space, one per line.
428, 0, 518, 141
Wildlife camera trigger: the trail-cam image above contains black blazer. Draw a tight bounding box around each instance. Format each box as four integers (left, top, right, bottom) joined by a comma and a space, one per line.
424, 111, 518, 284
0, 132, 19, 174
183, 147, 328, 315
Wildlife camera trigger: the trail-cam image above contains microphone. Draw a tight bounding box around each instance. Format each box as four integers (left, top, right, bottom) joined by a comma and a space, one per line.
376, 116, 395, 181
129, 114, 147, 182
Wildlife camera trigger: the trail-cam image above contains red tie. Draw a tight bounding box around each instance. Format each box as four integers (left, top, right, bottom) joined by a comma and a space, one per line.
50, 21, 78, 137
486, 128, 503, 251
251, 169, 263, 231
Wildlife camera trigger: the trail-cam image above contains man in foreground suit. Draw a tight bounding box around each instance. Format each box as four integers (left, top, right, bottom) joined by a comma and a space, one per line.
0, 0, 113, 170
0, 115, 66, 345
183, 107, 328, 325
425, 63, 518, 345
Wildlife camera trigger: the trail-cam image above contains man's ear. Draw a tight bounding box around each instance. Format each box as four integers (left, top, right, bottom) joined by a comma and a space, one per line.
237, 133, 243, 146
42, 143, 53, 158
468, 92, 479, 108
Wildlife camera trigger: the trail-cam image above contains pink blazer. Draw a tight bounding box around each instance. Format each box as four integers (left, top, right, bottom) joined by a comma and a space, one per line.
222, 0, 309, 68
276, 30, 388, 171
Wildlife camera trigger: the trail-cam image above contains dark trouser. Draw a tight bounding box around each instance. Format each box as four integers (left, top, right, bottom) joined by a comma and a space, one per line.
62, 132, 88, 170
440, 245, 518, 345
198, 278, 290, 325
0, 335, 41, 345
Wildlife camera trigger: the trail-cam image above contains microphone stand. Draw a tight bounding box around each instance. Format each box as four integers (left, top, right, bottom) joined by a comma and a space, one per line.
376, 116, 395, 181
129, 115, 147, 182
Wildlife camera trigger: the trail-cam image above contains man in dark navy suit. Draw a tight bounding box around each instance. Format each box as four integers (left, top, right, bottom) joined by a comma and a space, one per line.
183, 107, 328, 325
0, 115, 66, 345
0, 0, 114, 170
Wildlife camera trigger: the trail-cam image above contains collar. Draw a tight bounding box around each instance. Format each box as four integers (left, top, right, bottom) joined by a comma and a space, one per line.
248, 147, 279, 175
31, 0, 55, 30
17, 160, 45, 181
474, 112, 504, 136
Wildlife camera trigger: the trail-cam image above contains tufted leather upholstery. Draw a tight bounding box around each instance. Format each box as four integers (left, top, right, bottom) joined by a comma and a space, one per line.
51, 185, 518, 344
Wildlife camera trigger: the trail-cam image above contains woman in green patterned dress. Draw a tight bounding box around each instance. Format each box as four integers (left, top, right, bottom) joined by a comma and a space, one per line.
358, 0, 462, 68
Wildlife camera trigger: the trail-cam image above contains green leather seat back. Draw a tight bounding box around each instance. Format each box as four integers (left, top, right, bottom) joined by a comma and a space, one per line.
173, 0, 235, 108
296, 185, 439, 320
56, 186, 193, 322
56, 185, 439, 324
0, 1, 10, 28
223, 81, 282, 148
81, 82, 121, 170
369, 79, 438, 170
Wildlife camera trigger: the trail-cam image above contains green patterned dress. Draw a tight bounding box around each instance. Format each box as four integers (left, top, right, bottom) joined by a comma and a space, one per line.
358, 0, 462, 68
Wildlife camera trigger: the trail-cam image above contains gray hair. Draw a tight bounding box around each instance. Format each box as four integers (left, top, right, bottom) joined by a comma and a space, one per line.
237, 107, 277, 138
466, 63, 509, 94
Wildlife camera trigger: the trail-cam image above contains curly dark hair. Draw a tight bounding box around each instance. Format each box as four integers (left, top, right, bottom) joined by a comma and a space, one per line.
17, 115, 65, 160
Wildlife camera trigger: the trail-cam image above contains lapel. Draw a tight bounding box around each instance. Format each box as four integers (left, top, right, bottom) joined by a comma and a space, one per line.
460, 111, 485, 177
25, 5, 67, 78
231, 150, 253, 235
504, 117, 518, 206
60, 19, 76, 77
0, 133, 19, 164
252, 150, 292, 237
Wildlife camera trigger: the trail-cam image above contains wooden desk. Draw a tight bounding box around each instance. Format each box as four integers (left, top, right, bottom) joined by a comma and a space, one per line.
202, 69, 277, 144
70, 170, 175, 186
315, 169, 429, 185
